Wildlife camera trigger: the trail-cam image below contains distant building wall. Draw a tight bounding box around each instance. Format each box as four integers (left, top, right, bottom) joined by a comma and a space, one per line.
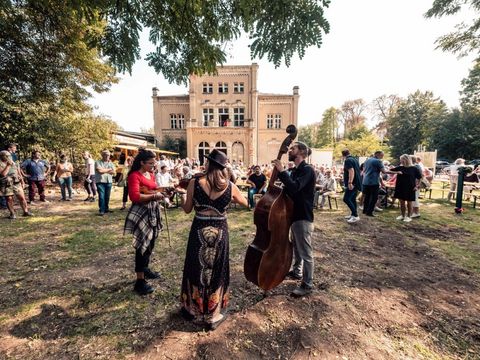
152, 64, 299, 166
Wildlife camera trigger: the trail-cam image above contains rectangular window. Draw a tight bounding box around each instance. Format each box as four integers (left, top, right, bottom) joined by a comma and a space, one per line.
233, 82, 244, 93
170, 114, 177, 129
202, 108, 213, 126
233, 107, 245, 127
274, 114, 282, 129
218, 108, 229, 127
202, 83, 213, 94
178, 114, 185, 129
267, 114, 274, 129
218, 82, 228, 94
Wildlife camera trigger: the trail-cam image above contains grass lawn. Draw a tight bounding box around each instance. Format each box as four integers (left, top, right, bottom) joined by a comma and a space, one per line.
0, 186, 479, 359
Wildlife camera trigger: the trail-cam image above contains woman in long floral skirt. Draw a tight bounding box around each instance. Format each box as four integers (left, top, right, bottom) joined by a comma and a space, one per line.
179, 149, 248, 330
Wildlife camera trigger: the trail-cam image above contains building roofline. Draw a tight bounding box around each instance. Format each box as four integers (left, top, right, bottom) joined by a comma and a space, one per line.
258, 93, 294, 98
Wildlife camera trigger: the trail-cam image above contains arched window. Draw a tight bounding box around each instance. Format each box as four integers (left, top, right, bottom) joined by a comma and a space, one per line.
232, 141, 244, 163
198, 141, 210, 165
215, 141, 227, 156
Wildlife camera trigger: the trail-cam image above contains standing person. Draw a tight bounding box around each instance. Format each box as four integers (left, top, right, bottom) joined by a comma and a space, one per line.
447, 158, 465, 201
21, 150, 50, 204
391, 154, 422, 222
83, 151, 97, 202
342, 149, 362, 223
246, 165, 267, 209
95, 150, 115, 216
124, 150, 165, 295
7, 143, 18, 162
272, 142, 316, 297
179, 149, 248, 330
0, 151, 33, 218
411, 156, 423, 218
2, 143, 20, 209
119, 156, 133, 210
362, 151, 387, 217
53, 154, 74, 201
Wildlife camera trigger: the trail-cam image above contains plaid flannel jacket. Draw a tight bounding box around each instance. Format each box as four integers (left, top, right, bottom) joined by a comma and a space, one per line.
124, 201, 162, 255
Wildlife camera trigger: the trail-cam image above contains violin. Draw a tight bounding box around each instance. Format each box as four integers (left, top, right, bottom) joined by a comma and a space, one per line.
244, 125, 297, 291
177, 172, 205, 190
139, 185, 179, 197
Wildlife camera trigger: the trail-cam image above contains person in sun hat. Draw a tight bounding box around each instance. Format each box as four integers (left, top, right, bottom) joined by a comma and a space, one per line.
178, 148, 248, 330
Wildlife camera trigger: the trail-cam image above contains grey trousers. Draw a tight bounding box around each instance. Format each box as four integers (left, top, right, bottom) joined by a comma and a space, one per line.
290, 220, 314, 288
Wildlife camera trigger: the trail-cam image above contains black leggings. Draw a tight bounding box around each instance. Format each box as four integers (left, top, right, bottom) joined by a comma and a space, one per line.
135, 238, 155, 273
122, 184, 128, 204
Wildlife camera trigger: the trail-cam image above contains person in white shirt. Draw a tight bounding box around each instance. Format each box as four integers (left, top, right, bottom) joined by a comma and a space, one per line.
157, 155, 168, 170
156, 165, 174, 187
447, 158, 465, 201
314, 169, 336, 209
156, 165, 176, 207
83, 151, 96, 202
315, 166, 326, 187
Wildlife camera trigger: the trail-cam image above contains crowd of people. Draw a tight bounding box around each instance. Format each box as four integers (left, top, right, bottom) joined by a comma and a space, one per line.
1, 141, 477, 331
1, 142, 472, 223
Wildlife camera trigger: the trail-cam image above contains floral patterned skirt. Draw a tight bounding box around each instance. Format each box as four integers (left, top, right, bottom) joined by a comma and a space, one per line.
180, 216, 230, 325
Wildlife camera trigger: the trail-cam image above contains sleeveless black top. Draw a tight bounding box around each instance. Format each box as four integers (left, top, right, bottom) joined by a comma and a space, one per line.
193, 176, 232, 216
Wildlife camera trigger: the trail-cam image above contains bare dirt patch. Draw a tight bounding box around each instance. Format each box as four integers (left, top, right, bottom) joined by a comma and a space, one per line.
1, 194, 479, 359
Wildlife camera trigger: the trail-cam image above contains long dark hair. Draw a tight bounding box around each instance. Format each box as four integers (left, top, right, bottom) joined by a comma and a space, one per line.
128, 149, 156, 177
206, 160, 228, 192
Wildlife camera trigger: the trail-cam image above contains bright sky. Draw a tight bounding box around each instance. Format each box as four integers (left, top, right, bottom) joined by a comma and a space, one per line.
89, 0, 476, 131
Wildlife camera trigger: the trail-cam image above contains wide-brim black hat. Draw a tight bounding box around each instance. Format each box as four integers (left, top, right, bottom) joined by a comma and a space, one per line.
204, 149, 227, 169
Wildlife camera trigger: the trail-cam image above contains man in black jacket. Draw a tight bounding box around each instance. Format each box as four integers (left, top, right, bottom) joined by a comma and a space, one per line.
273, 142, 316, 297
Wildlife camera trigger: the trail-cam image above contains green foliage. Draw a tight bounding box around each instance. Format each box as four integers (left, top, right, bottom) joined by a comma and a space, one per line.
298, 108, 339, 149
334, 132, 388, 159
346, 124, 370, 140
460, 59, 480, 111
161, 135, 186, 158
0, 1, 117, 101
430, 108, 480, 160
298, 124, 317, 148
0, 91, 117, 160
371, 94, 400, 139
387, 91, 449, 159
317, 107, 339, 146
0, 1, 118, 159
425, 0, 480, 58
249, 0, 331, 68
339, 99, 367, 138
426, 1, 480, 114
1, 0, 331, 85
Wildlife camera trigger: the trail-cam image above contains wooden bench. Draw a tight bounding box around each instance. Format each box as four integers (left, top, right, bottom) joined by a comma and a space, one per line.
327, 193, 339, 210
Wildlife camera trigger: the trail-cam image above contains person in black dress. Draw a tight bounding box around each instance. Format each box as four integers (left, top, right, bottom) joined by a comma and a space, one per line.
179, 149, 248, 330
390, 154, 422, 222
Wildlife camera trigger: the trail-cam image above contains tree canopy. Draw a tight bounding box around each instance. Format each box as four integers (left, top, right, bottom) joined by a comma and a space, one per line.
1, 0, 332, 85
387, 91, 449, 159
426, 0, 480, 58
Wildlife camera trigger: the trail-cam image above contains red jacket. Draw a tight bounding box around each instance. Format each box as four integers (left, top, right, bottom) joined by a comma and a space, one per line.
128, 171, 157, 203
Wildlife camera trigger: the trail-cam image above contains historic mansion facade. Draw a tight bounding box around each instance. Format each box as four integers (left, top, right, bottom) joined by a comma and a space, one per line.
152, 64, 299, 165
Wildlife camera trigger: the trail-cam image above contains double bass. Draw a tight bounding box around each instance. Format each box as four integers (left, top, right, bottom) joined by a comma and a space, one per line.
244, 125, 297, 291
